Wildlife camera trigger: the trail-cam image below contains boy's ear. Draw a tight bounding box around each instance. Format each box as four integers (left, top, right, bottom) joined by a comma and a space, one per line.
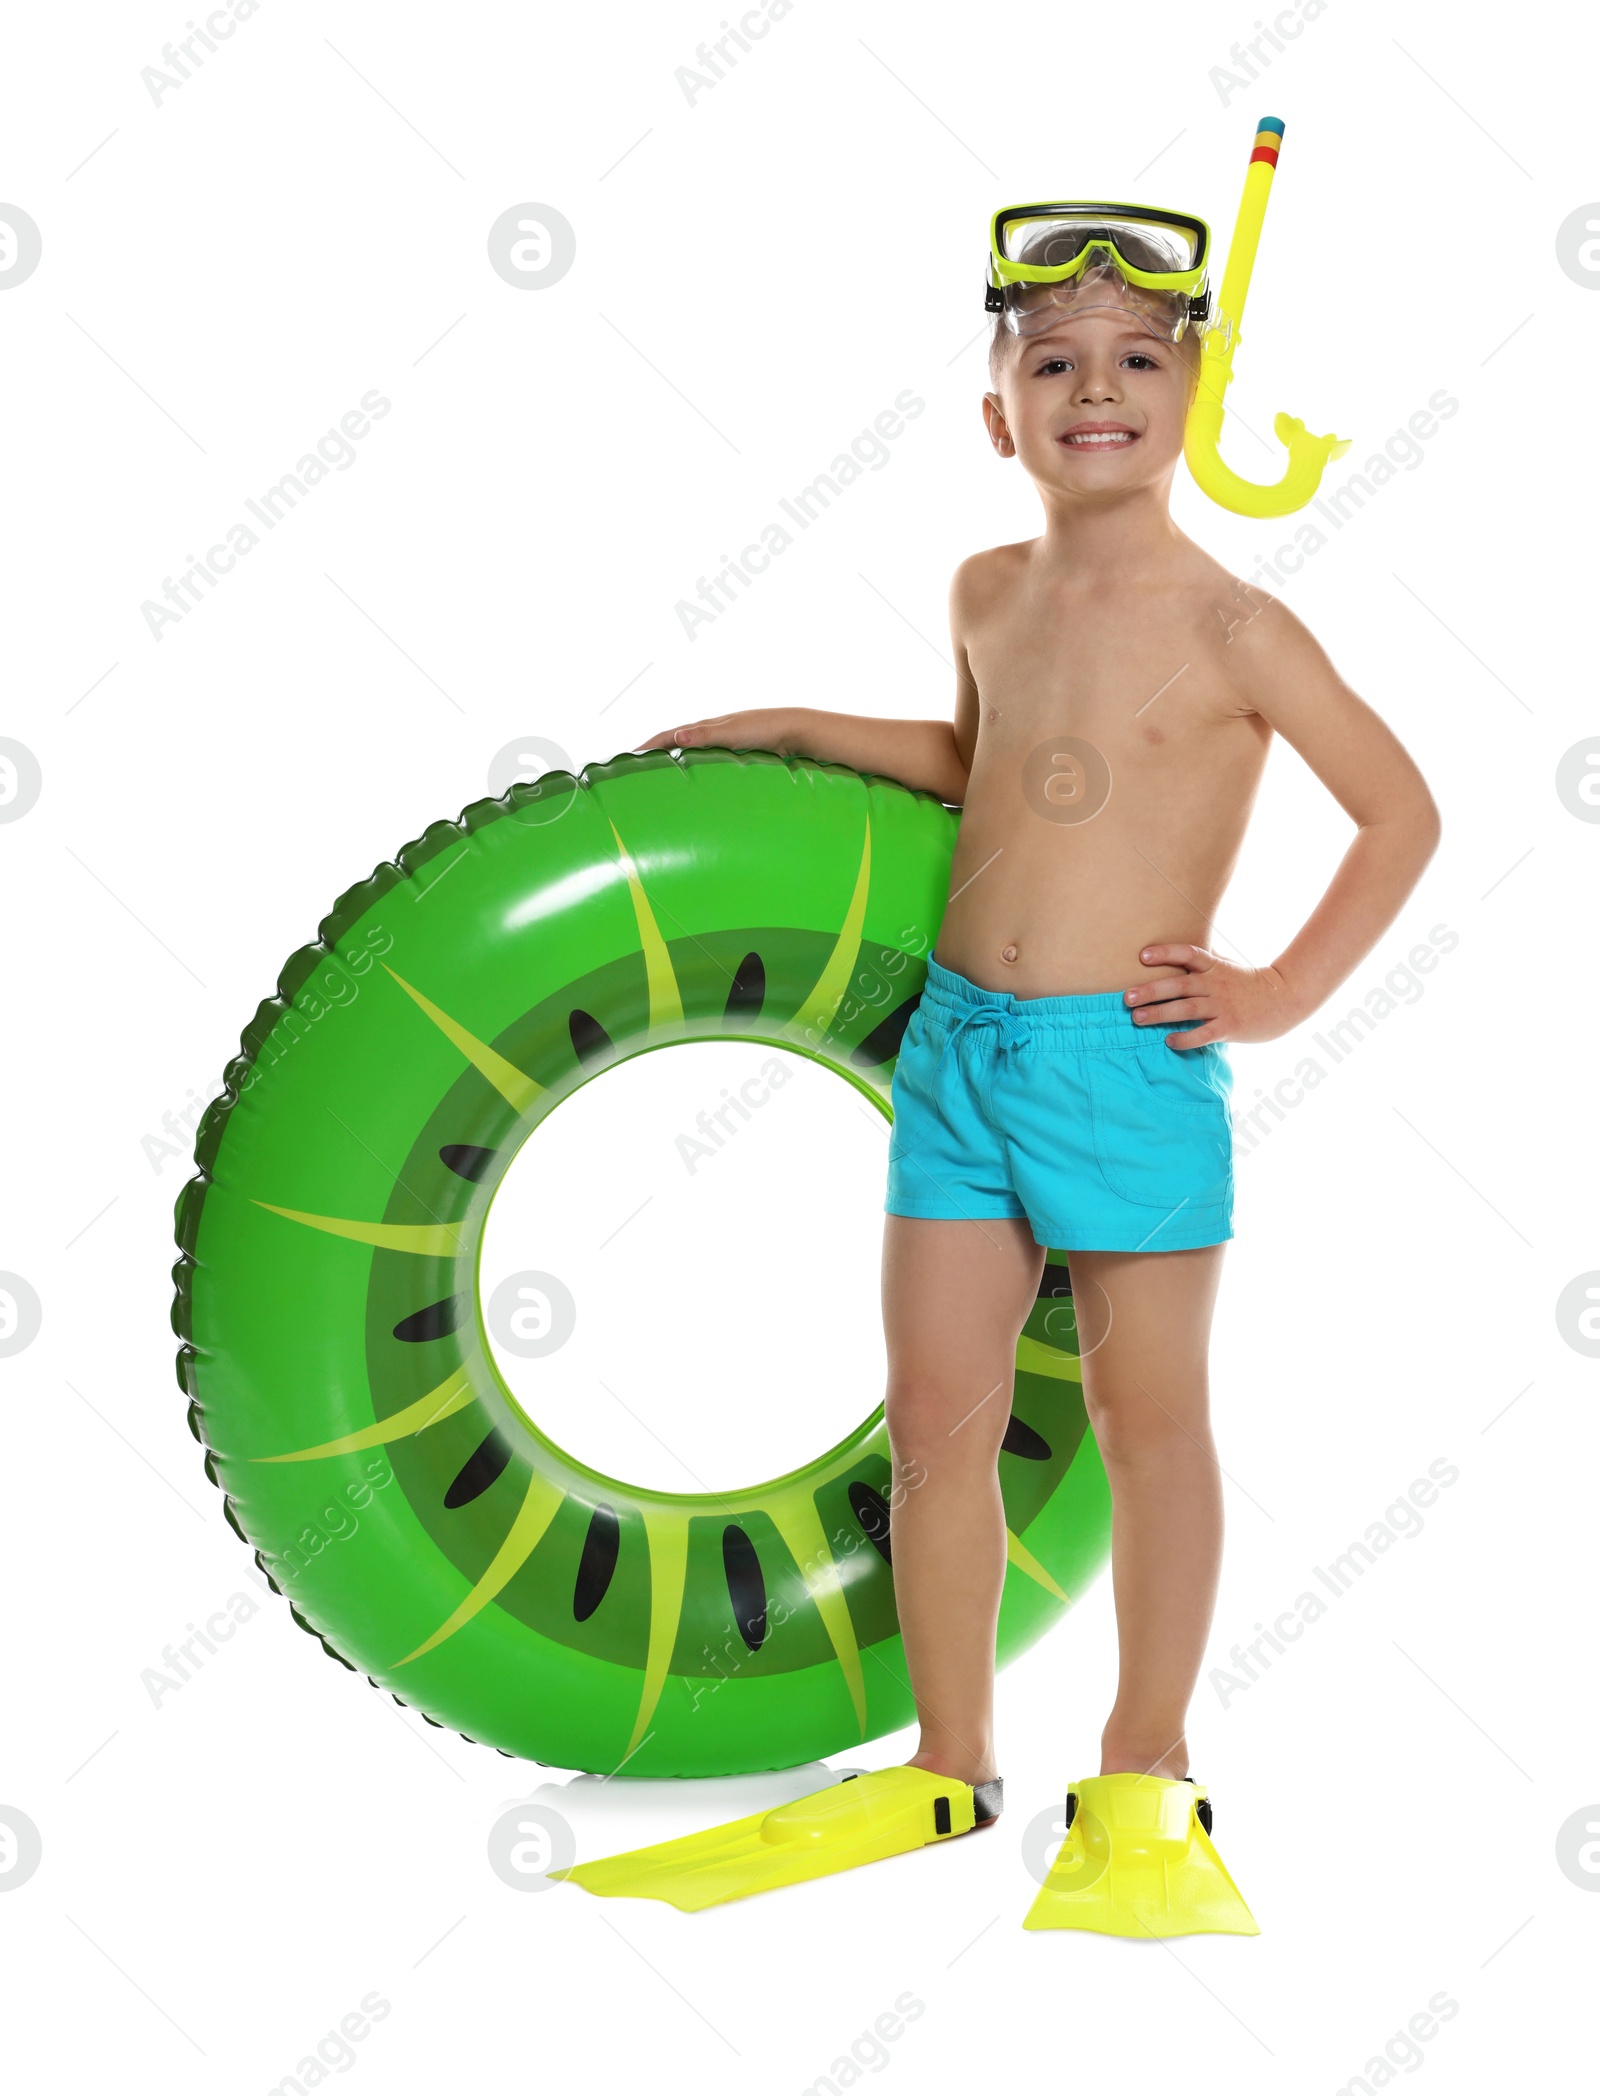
982, 391, 1016, 458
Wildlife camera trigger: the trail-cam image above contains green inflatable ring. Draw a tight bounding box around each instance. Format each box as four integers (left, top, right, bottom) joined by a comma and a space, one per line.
172, 749, 1110, 1776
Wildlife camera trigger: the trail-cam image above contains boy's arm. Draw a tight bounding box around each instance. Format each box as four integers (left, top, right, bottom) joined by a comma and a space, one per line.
1133, 597, 1442, 1045
632, 569, 980, 805
1233, 601, 1442, 1020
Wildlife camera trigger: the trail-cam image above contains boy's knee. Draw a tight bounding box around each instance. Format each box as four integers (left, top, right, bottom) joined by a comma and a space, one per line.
1085, 1383, 1209, 1468
885, 1379, 1007, 1465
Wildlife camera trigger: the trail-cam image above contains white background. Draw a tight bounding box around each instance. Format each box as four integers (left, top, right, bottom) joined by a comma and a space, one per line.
2, 1, 1595, 2089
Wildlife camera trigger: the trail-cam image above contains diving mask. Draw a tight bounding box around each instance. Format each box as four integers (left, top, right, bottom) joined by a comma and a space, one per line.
982, 119, 1352, 518
987, 203, 1212, 342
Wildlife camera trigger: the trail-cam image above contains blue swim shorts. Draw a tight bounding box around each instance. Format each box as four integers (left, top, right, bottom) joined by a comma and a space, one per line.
884, 954, 1235, 1253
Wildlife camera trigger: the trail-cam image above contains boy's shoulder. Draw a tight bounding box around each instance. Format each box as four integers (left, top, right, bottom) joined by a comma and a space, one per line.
948, 537, 1335, 665
948, 539, 1048, 635
949, 538, 1032, 598
1208, 569, 1347, 722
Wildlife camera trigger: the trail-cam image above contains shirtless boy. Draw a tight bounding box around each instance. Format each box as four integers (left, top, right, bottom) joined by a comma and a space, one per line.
572, 177, 1440, 1929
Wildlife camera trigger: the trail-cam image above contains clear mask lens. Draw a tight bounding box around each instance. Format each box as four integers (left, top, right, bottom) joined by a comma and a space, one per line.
998, 211, 1202, 274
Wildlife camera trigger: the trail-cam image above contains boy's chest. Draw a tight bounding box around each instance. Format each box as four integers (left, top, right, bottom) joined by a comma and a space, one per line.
965, 589, 1249, 763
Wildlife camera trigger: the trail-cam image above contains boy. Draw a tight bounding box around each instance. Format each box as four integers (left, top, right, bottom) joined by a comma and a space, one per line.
579, 194, 1439, 1926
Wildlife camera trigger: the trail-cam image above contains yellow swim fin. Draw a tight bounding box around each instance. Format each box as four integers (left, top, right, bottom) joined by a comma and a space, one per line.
553, 1765, 1003, 1913
1023, 1773, 1258, 1938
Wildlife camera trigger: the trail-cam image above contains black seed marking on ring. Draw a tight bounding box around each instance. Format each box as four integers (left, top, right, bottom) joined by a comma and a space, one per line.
573, 1505, 621, 1622
722, 1525, 768, 1652
1037, 1261, 1074, 1300
853, 995, 921, 1069
724, 952, 766, 1022
848, 1480, 894, 1564
393, 1298, 460, 1343
439, 1144, 498, 1182
1001, 1415, 1053, 1462
569, 1008, 614, 1065
444, 1430, 512, 1508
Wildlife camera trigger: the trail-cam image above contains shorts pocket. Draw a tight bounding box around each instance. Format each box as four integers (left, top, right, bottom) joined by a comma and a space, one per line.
1088, 1051, 1233, 1211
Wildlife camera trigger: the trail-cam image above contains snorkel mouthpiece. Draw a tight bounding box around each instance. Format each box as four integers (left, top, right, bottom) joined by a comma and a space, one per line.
1183, 117, 1351, 517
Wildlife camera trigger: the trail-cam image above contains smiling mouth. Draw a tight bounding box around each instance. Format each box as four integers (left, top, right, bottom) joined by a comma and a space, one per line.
1060, 429, 1138, 449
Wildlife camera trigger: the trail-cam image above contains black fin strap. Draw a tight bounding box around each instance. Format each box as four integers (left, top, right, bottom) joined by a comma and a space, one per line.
971, 1777, 1004, 1825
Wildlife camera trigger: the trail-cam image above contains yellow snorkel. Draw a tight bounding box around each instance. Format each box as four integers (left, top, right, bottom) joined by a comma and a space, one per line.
1183, 116, 1351, 517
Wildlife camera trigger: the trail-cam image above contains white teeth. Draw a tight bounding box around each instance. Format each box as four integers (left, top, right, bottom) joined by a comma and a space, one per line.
1065, 431, 1134, 446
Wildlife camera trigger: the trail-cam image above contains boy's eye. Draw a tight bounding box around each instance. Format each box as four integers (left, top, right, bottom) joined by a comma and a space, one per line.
1032, 352, 1161, 375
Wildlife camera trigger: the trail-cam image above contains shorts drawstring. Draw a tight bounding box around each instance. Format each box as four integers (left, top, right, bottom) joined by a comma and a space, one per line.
936, 1001, 1028, 1069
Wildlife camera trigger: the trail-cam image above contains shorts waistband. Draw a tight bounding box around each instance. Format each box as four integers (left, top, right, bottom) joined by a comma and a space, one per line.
919, 953, 1203, 1052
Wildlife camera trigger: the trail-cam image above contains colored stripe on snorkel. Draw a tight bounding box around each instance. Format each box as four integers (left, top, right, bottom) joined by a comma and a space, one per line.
1250, 114, 1284, 167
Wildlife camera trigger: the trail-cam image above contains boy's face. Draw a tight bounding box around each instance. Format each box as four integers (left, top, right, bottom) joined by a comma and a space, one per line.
983, 298, 1201, 503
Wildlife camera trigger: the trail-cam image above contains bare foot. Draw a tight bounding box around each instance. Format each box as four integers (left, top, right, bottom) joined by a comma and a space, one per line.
906, 1748, 1001, 1788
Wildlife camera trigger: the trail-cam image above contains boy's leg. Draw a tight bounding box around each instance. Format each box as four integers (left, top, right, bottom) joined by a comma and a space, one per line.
1064, 1242, 1228, 1780
880, 1212, 1047, 1787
